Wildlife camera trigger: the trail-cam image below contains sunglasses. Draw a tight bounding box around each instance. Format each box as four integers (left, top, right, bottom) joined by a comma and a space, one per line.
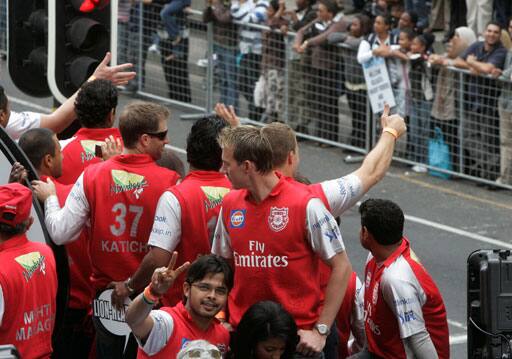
145, 129, 168, 140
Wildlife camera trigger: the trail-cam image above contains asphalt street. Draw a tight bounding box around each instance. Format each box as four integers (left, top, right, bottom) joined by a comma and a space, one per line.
3, 56, 512, 358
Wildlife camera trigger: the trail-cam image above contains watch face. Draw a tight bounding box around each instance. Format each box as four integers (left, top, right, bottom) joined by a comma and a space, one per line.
316, 324, 328, 335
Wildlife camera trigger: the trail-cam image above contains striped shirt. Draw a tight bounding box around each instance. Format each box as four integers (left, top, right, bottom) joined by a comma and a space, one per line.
231, 0, 269, 54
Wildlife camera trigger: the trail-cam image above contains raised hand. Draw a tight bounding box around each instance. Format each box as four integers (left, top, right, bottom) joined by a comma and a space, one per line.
91, 52, 136, 86
214, 103, 240, 127
380, 104, 406, 139
101, 135, 123, 161
150, 251, 190, 296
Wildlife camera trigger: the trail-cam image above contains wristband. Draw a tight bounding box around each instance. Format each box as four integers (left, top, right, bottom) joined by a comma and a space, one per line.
382, 127, 398, 140
142, 293, 156, 306
143, 285, 162, 304
216, 310, 227, 321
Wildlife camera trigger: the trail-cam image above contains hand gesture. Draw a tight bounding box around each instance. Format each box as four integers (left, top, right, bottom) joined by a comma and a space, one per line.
9, 162, 27, 184
31, 177, 57, 202
150, 252, 190, 296
215, 103, 240, 126
296, 329, 326, 356
91, 52, 136, 87
109, 281, 132, 311
380, 104, 406, 139
101, 135, 123, 160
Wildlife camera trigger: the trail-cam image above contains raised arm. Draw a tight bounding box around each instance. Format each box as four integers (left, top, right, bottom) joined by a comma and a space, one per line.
39, 52, 136, 134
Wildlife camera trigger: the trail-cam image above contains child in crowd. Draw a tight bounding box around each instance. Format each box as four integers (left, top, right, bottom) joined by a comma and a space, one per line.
408, 32, 435, 172
260, 0, 289, 122
388, 28, 414, 119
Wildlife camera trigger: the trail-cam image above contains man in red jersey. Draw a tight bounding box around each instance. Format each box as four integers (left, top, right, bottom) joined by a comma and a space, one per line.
0, 183, 58, 359
58, 79, 123, 185
19, 128, 95, 358
123, 116, 232, 307
126, 253, 232, 358
356, 199, 449, 359
32, 101, 181, 358
212, 125, 352, 357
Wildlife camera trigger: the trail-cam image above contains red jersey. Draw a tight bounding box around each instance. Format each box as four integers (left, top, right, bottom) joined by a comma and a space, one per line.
41, 175, 93, 310
82, 154, 180, 290
137, 302, 229, 358
151, 170, 231, 306
336, 272, 357, 359
59, 127, 122, 185
0, 235, 58, 359
216, 176, 330, 329
364, 238, 449, 359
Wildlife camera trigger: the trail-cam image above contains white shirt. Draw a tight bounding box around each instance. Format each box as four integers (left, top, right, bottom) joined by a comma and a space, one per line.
212, 198, 345, 261
0, 285, 4, 326
350, 275, 366, 353
5, 111, 41, 140
148, 192, 182, 252
44, 173, 90, 245
136, 310, 175, 356
319, 174, 363, 218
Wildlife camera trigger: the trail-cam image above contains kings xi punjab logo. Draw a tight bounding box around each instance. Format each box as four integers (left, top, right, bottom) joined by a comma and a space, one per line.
268, 207, 289, 232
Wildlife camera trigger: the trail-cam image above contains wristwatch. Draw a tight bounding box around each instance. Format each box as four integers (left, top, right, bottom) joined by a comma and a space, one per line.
315, 323, 330, 336
124, 277, 135, 294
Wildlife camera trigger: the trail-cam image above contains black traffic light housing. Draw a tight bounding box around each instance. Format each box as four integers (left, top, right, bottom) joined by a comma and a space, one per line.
7, 0, 51, 97
48, 0, 116, 103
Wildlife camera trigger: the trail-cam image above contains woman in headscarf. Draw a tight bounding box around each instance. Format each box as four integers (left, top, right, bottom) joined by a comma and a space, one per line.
428, 26, 477, 172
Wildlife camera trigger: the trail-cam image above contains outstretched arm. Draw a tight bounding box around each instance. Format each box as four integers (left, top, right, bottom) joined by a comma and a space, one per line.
352, 104, 407, 193
39, 52, 136, 133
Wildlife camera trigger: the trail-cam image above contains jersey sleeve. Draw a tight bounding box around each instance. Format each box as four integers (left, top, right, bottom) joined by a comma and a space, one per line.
320, 174, 363, 218
211, 208, 233, 258
350, 275, 366, 353
137, 310, 174, 356
148, 191, 182, 252
5, 111, 41, 140
44, 173, 90, 245
305, 198, 345, 261
381, 261, 428, 339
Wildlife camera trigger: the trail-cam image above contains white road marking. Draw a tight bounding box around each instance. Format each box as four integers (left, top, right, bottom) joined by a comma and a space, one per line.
448, 319, 467, 330
449, 334, 467, 345
9, 97, 52, 113
165, 144, 186, 155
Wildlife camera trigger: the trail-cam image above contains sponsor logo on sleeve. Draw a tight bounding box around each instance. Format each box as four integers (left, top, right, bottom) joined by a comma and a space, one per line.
230, 209, 246, 228
398, 310, 418, 324
15, 252, 46, 282
268, 207, 289, 232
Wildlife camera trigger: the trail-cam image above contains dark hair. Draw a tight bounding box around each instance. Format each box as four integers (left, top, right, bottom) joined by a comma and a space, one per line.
356, 14, 373, 36
0, 220, 29, 237
0, 85, 7, 112
119, 101, 170, 148
186, 116, 228, 171
486, 21, 502, 32
231, 301, 298, 359
74, 79, 118, 128
414, 32, 435, 49
18, 128, 56, 170
405, 10, 418, 25
359, 198, 404, 245
185, 255, 234, 291
269, 0, 280, 12
377, 14, 393, 27
318, 0, 339, 15
399, 27, 416, 40
157, 148, 186, 178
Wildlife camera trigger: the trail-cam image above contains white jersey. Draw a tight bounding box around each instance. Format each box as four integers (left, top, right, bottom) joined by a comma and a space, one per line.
5, 111, 41, 140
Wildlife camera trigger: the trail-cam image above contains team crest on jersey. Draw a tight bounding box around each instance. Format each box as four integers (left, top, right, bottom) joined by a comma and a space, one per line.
372, 282, 379, 305
15, 251, 46, 282
230, 209, 246, 228
110, 169, 148, 198
268, 207, 289, 232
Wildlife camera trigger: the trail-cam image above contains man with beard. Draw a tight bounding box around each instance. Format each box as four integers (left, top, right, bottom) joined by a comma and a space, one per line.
126, 254, 232, 358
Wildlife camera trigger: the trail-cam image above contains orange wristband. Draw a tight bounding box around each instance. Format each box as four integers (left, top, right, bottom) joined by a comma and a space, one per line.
216, 310, 227, 321
382, 127, 398, 140
143, 285, 162, 304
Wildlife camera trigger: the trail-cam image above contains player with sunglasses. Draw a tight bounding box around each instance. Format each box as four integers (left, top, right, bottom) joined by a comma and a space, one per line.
126, 253, 233, 358
32, 101, 180, 358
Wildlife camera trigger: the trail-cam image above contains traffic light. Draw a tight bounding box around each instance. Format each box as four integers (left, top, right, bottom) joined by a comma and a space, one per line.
47, 0, 117, 103
7, 0, 51, 97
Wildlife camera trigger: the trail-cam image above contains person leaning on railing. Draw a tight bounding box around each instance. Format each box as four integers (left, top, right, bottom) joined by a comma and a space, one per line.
428, 26, 477, 173
293, 0, 348, 144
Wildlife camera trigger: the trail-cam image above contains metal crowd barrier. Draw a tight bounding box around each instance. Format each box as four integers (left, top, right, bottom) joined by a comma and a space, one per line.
0, 0, 6, 56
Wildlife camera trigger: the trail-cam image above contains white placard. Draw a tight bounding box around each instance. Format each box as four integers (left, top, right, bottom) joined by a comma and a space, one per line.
362, 56, 396, 113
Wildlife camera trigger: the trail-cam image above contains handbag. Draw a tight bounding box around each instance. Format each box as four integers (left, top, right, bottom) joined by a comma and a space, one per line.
428, 126, 452, 179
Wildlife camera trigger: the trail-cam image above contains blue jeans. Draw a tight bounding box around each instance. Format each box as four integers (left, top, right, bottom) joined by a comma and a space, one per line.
160, 0, 190, 40
408, 99, 432, 164
214, 44, 239, 109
